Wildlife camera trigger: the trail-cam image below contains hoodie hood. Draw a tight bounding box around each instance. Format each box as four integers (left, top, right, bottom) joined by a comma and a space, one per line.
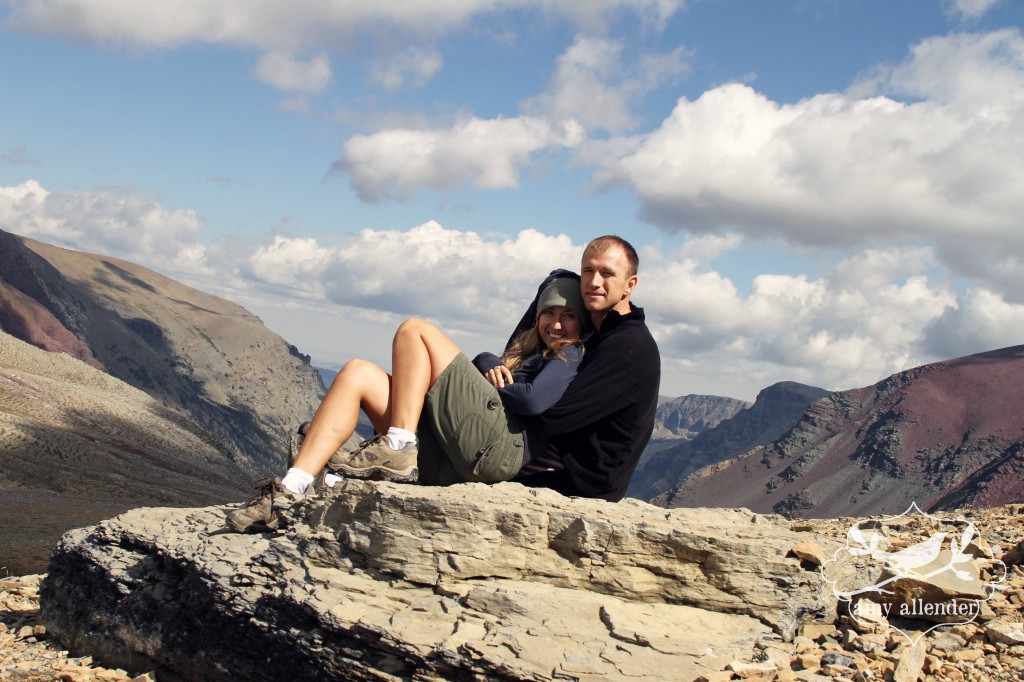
505, 269, 589, 351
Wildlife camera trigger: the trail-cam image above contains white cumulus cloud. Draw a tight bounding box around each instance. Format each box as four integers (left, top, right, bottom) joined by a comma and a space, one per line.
334, 116, 585, 202
922, 288, 1024, 359
0, 180, 210, 277
524, 35, 693, 134
335, 33, 689, 201
6, 179, 1024, 400
2, 0, 687, 50
243, 235, 335, 297
321, 222, 580, 332
254, 51, 332, 93
588, 30, 1024, 301
2, 0, 688, 105
639, 243, 961, 393
197, 222, 584, 338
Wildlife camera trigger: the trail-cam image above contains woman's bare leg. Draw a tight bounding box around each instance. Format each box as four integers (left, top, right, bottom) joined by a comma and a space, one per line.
389, 318, 461, 431
290, 359, 392, 476
225, 358, 398, 532
326, 319, 461, 482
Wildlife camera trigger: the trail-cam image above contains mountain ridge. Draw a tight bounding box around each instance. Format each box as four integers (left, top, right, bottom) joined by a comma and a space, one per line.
656, 345, 1024, 517
651, 393, 751, 440
629, 381, 831, 500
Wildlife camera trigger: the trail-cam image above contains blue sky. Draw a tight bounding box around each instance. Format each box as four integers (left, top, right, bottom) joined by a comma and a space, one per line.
2, 0, 1023, 402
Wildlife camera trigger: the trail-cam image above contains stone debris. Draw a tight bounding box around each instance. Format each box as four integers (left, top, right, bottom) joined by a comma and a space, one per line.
0, 574, 155, 682
702, 504, 1024, 682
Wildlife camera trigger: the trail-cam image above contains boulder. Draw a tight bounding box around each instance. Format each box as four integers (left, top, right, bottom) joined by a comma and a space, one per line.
40, 480, 839, 681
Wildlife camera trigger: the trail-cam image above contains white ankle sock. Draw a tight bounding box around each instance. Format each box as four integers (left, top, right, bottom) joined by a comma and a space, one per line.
384, 427, 416, 451
281, 468, 314, 495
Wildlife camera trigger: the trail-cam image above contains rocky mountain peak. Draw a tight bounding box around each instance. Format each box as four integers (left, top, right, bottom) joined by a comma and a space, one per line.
0, 229, 363, 575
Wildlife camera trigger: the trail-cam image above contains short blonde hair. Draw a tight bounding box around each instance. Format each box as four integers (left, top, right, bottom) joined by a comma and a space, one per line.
584, 235, 639, 277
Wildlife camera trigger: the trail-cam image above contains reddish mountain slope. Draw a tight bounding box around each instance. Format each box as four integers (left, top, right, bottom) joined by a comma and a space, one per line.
656, 345, 1024, 517
0, 233, 99, 367
0, 228, 327, 475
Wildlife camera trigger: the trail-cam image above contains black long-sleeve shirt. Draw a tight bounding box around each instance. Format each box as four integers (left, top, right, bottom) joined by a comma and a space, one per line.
515, 305, 660, 502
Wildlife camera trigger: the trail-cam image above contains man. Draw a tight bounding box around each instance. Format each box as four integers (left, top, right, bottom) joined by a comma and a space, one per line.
515, 235, 660, 502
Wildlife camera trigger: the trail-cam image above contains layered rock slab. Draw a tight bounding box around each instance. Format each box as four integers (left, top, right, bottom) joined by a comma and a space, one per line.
41, 480, 838, 681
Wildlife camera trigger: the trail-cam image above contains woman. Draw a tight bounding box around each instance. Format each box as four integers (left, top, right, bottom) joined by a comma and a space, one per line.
227, 271, 588, 533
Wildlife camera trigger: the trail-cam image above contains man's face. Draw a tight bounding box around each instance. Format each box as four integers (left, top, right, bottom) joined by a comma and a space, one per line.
580, 245, 637, 318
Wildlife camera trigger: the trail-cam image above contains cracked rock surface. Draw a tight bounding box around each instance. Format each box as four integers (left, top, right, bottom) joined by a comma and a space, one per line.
38, 480, 836, 681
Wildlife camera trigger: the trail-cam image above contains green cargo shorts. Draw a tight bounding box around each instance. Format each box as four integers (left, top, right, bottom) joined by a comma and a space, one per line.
416, 353, 525, 486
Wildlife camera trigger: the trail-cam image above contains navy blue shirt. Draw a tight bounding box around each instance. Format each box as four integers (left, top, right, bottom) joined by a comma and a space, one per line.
472, 345, 584, 464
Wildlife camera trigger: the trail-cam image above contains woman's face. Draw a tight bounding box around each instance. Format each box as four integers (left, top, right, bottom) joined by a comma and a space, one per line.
538, 306, 582, 347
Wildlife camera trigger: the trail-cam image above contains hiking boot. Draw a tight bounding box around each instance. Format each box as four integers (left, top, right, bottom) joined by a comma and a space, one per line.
225, 477, 300, 533
332, 435, 418, 483
291, 420, 354, 470
311, 466, 344, 492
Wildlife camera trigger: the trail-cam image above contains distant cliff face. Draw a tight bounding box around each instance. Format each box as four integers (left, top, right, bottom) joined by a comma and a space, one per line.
651, 393, 751, 440
0, 229, 326, 476
657, 346, 1024, 518
628, 382, 830, 501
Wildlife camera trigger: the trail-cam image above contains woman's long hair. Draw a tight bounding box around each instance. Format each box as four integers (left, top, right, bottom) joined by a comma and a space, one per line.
501, 320, 581, 373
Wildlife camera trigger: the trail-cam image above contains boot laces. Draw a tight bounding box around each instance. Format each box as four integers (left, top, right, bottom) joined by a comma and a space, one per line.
248, 477, 283, 506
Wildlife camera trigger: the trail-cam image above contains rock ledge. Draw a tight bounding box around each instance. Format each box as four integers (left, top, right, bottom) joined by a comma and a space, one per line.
40, 480, 835, 681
